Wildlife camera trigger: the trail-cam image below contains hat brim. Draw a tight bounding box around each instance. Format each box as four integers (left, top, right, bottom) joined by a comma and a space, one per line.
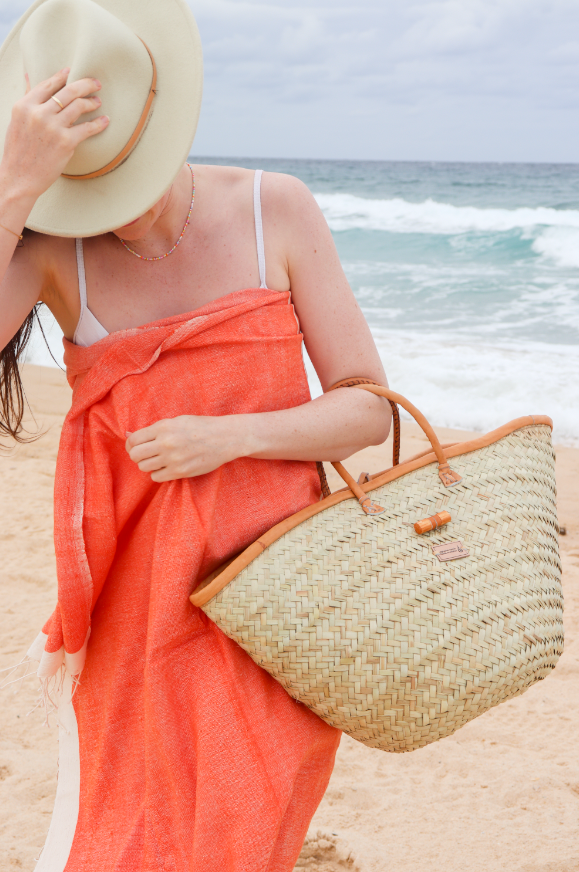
0, 0, 203, 237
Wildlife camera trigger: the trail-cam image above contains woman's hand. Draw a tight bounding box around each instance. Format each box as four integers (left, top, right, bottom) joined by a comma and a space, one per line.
125, 416, 249, 483
0, 68, 109, 204
125, 386, 390, 484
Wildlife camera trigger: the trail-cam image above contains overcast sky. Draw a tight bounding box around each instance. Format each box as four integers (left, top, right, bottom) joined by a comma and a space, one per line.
3, 0, 579, 162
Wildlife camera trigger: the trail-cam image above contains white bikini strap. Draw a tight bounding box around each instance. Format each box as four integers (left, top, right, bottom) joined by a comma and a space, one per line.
253, 170, 268, 289
75, 238, 87, 311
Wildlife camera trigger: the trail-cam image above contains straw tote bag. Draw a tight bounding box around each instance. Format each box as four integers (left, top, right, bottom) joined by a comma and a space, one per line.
190, 379, 563, 753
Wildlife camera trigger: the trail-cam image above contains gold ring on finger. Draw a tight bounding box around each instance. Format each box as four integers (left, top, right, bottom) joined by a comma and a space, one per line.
51, 95, 65, 111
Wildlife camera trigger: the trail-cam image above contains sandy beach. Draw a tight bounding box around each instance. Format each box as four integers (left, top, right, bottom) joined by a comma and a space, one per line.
1, 364, 577, 872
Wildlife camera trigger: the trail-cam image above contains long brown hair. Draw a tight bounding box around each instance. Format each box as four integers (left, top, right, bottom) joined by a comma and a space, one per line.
0, 303, 54, 443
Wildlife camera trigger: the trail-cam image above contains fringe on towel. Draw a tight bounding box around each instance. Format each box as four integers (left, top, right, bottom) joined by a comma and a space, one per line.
0, 633, 83, 729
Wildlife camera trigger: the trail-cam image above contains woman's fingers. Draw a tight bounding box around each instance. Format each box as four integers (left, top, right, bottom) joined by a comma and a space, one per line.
49, 78, 108, 145
45, 77, 101, 113
151, 469, 180, 483
137, 457, 166, 473
24, 68, 70, 104
125, 432, 172, 475
59, 94, 101, 124
126, 425, 159, 452
127, 440, 160, 465
70, 115, 110, 146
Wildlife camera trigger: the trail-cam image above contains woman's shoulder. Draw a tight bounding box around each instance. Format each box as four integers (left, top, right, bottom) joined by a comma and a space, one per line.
190, 164, 319, 245
191, 163, 313, 206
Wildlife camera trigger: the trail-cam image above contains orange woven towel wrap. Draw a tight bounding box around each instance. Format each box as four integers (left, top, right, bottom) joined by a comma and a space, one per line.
40, 288, 340, 872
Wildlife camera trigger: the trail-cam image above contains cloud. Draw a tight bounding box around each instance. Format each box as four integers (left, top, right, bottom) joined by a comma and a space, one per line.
1, 0, 578, 160
187, 0, 579, 159
192, 0, 579, 102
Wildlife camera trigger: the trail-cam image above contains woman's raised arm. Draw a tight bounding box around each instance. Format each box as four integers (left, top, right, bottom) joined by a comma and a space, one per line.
0, 68, 108, 354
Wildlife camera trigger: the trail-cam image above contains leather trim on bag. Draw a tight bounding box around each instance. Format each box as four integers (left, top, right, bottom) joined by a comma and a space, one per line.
190, 414, 553, 608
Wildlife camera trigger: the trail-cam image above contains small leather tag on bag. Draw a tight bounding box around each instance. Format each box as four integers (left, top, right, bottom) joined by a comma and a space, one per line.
432, 541, 470, 562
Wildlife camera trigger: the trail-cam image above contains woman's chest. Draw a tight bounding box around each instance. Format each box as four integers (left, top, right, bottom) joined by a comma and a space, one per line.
51, 169, 293, 337
81, 229, 263, 334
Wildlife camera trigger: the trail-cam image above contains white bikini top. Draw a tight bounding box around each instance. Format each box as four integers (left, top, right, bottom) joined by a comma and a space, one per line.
73, 169, 269, 348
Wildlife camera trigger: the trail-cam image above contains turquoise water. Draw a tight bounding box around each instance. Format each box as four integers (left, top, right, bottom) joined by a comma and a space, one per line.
31, 159, 579, 443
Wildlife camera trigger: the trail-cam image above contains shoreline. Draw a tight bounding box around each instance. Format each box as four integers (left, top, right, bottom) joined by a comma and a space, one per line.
0, 364, 577, 871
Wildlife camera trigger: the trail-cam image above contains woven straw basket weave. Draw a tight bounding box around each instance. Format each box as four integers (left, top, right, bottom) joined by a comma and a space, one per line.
191, 382, 563, 753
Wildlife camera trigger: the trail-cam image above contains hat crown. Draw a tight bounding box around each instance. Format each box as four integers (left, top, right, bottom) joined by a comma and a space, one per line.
20, 0, 154, 177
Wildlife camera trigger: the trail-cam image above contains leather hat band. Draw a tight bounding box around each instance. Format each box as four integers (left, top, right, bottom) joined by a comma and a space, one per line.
62, 39, 157, 181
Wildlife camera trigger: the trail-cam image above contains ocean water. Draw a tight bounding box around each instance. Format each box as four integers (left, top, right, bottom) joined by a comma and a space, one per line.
28, 159, 579, 444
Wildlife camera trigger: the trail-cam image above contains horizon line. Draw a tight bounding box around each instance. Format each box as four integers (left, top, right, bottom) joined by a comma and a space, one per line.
190, 155, 579, 168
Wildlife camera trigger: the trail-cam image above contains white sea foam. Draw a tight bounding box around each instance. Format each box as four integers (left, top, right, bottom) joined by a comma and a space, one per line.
314, 192, 579, 235
306, 333, 579, 446
315, 192, 579, 270
531, 226, 579, 269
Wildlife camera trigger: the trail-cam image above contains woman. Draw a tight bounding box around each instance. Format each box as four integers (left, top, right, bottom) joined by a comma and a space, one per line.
0, 0, 389, 870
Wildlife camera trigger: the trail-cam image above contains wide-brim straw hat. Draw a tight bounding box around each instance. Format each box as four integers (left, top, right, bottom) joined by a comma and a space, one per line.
0, 0, 203, 237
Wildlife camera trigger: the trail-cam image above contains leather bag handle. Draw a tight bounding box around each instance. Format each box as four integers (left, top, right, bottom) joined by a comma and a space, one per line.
320, 378, 462, 515
315, 378, 400, 502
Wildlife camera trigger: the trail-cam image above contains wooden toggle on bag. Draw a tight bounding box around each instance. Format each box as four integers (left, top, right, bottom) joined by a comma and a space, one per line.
190, 380, 564, 753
